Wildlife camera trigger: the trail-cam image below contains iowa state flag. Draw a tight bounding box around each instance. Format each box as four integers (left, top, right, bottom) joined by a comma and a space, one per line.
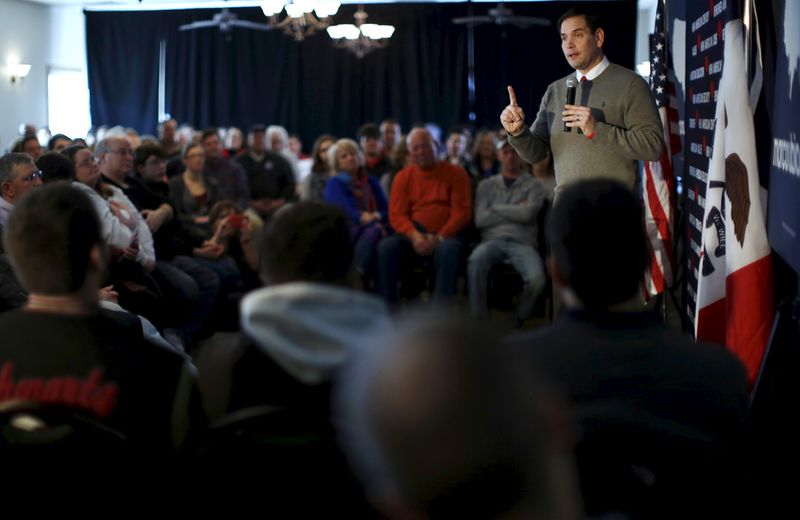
695, 19, 774, 386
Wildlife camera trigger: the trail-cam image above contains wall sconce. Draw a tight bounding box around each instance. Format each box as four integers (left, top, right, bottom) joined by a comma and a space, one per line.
9, 63, 31, 84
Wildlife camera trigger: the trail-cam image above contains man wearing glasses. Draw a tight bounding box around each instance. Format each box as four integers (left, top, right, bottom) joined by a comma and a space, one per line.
0, 153, 43, 251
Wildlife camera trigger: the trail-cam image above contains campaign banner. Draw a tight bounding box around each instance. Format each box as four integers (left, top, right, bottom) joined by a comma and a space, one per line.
767, 0, 800, 274
683, 0, 734, 332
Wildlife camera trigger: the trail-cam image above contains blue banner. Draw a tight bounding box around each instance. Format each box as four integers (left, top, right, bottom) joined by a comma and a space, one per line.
767, 0, 800, 274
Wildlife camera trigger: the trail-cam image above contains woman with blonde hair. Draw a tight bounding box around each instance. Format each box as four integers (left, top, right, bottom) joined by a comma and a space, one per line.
323, 138, 388, 290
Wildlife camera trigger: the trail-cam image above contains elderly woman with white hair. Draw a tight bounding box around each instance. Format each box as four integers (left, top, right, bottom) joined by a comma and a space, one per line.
323, 138, 388, 290
266, 124, 300, 182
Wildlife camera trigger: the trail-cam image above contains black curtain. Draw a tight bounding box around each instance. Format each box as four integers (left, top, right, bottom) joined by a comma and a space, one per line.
161, 4, 469, 147
85, 10, 166, 134
85, 1, 637, 146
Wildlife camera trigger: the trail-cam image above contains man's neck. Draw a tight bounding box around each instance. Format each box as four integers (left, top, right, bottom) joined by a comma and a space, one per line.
249, 149, 266, 161
501, 169, 521, 180
416, 161, 438, 172
25, 293, 95, 316
576, 53, 607, 77
101, 169, 126, 186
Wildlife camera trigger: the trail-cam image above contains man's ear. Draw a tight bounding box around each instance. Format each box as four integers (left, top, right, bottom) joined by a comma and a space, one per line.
1, 181, 12, 200
595, 27, 605, 49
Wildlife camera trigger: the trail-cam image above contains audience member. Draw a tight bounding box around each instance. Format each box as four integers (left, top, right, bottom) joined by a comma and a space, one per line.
236, 124, 295, 219
11, 134, 43, 162
47, 133, 72, 152
468, 141, 547, 324
507, 179, 751, 518
201, 128, 250, 210
377, 128, 471, 305
342, 315, 583, 519
323, 138, 388, 290
300, 134, 335, 201
0, 153, 43, 250
359, 123, 393, 179
469, 130, 501, 179
442, 127, 473, 171
0, 183, 193, 451
36, 151, 75, 184
158, 118, 182, 158
193, 202, 388, 513
379, 118, 401, 159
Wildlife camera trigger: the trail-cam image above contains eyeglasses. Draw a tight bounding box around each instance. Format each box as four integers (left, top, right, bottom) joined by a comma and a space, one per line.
185, 153, 204, 159
76, 156, 98, 168
109, 149, 133, 156
145, 158, 166, 166
21, 170, 43, 183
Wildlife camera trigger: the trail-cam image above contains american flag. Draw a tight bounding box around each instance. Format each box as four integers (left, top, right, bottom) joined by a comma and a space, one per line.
643, 0, 680, 297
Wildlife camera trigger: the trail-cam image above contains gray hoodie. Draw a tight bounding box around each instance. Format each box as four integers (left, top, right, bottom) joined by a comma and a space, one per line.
240, 282, 391, 385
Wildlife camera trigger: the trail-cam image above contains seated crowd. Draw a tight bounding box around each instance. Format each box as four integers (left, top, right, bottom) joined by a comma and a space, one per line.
0, 121, 757, 515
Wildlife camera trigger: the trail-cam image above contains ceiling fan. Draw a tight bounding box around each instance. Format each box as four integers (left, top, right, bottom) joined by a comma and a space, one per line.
178, 8, 273, 34
452, 2, 551, 29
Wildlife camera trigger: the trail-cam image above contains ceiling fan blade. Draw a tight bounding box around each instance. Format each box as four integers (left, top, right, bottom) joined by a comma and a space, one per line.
230, 20, 274, 31
511, 16, 552, 27
452, 15, 492, 26
178, 21, 219, 31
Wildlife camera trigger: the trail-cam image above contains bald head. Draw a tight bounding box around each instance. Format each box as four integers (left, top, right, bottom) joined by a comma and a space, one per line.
96, 136, 132, 182
407, 128, 437, 170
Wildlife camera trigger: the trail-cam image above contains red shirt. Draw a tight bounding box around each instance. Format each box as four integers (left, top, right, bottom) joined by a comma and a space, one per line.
389, 162, 472, 238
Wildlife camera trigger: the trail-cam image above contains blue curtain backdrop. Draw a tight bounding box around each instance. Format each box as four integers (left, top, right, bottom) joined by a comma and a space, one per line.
85, 1, 637, 147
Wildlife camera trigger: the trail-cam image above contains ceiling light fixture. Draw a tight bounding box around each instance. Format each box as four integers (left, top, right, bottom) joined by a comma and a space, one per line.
327, 5, 394, 58
261, 0, 341, 41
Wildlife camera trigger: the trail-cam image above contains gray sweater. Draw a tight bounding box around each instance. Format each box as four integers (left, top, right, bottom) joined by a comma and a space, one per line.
474, 173, 545, 247
509, 63, 664, 199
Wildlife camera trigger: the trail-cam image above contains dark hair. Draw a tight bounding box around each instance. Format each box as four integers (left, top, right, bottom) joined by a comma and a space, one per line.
557, 7, 602, 34
60, 144, 89, 170
548, 179, 646, 308
201, 128, 219, 143
311, 134, 336, 174
11, 135, 40, 154
357, 123, 380, 140
133, 143, 165, 169
36, 152, 75, 184
249, 124, 266, 135
260, 202, 354, 287
4, 183, 103, 294
47, 134, 71, 151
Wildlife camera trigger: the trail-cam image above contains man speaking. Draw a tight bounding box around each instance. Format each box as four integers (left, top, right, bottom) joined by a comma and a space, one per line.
500, 7, 664, 198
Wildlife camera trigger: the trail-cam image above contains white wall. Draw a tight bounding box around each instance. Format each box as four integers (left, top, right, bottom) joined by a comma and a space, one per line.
0, 0, 87, 153
49, 4, 87, 72
0, 0, 51, 152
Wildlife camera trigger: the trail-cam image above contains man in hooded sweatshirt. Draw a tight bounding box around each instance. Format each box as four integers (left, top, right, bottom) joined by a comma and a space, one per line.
193, 201, 389, 512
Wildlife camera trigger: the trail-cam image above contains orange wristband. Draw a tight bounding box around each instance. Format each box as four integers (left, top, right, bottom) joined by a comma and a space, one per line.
585, 131, 595, 139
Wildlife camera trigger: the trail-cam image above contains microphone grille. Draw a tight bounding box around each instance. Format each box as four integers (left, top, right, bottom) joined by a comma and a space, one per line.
566, 77, 578, 88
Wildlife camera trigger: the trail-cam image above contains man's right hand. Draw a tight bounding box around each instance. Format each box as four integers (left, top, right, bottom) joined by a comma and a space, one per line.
500, 85, 526, 137
411, 231, 435, 256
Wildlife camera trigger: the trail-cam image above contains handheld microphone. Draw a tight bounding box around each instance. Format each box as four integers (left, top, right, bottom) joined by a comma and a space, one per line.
564, 77, 578, 132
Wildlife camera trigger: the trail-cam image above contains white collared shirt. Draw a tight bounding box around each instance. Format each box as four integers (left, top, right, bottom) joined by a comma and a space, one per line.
576, 55, 610, 81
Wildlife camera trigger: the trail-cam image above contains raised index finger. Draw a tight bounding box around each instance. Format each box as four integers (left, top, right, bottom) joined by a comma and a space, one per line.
507, 85, 518, 107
